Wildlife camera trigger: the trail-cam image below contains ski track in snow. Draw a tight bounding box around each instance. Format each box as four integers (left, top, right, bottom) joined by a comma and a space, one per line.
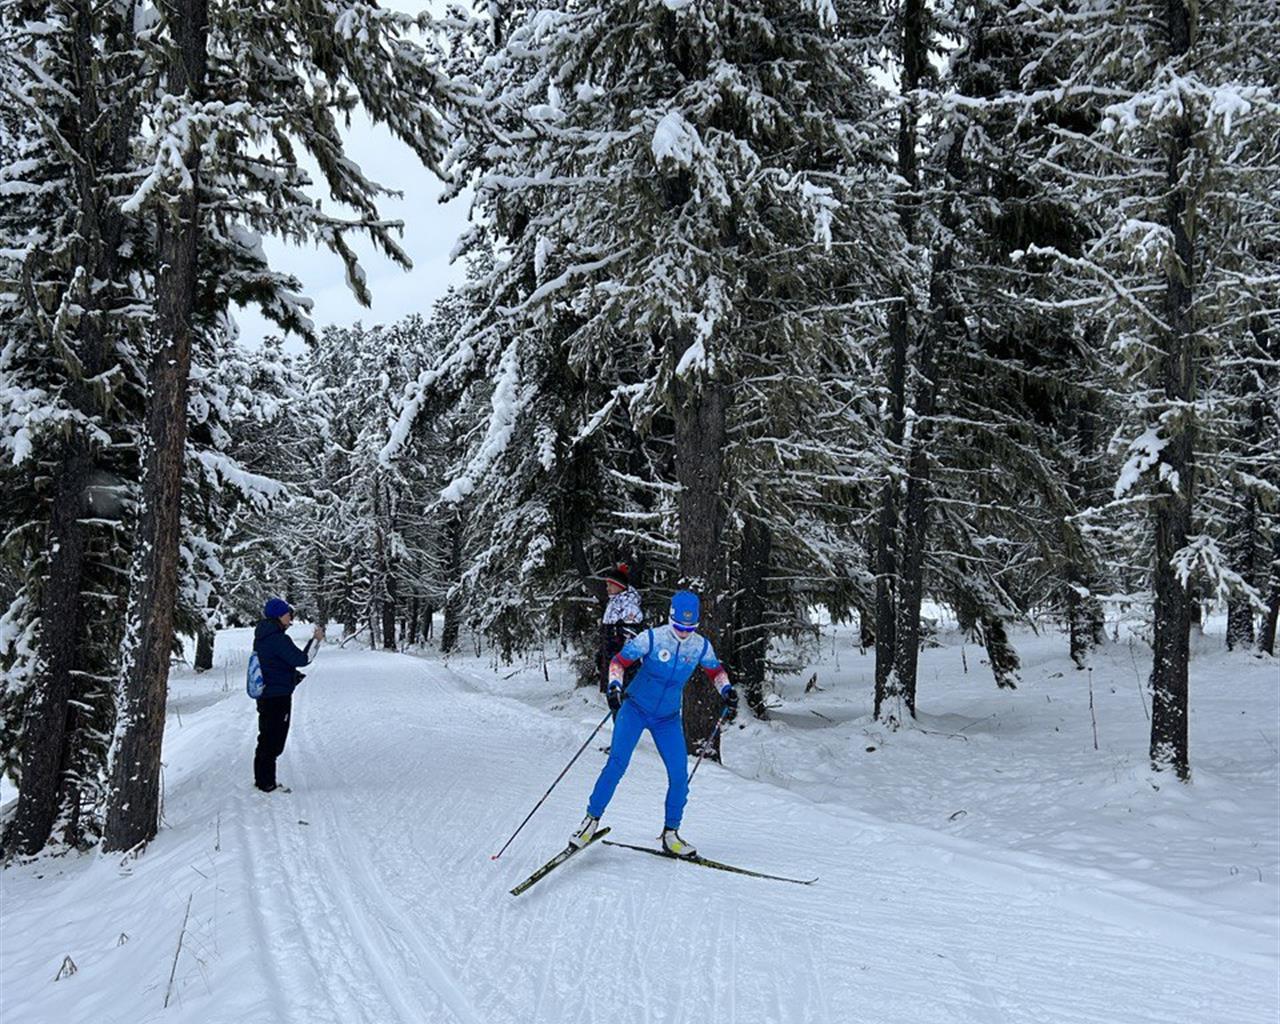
244, 649, 1273, 1024
4, 637, 1276, 1024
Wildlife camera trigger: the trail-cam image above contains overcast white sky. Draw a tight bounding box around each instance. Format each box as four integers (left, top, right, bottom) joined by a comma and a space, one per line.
231, 1, 471, 350
231, 116, 472, 350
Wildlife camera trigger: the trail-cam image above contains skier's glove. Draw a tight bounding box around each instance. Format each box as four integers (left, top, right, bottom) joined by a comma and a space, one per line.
721, 685, 739, 723
607, 684, 623, 713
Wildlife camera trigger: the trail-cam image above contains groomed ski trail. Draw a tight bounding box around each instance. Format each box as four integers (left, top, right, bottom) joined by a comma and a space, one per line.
222, 645, 1274, 1024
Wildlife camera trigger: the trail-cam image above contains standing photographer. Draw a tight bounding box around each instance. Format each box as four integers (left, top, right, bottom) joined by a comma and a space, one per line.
252, 597, 323, 792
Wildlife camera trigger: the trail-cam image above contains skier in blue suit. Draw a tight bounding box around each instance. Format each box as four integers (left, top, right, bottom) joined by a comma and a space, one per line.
570, 590, 738, 858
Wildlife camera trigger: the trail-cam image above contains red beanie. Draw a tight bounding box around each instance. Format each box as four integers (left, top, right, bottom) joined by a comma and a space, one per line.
605, 563, 630, 587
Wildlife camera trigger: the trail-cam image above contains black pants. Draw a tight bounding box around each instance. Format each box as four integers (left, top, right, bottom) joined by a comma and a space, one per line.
254, 695, 292, 790
598, 625, 640, 693
598, 634, 624, 691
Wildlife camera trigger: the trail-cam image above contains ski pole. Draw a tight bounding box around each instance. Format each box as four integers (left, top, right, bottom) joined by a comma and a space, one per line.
491, 708, 615, 861
687, 706, 733, 785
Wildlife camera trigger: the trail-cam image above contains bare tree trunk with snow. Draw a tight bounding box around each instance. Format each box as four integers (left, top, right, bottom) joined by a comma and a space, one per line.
4, 443, 92, 855
1067, 573, 1106, 669
103, 0, 208, 852
1227, 346, 1266, 650
1148, 0, 1196, 782
874, 0, 924, 725
673, 367, 729, 760
734, 517, 772, 720
194, 624, 214, 673
1261, 583, 1280, 657
890, 39, 961, 723
440, 510, 463, 654
979, 615, 1021, 690
1258, 534, 1279, 657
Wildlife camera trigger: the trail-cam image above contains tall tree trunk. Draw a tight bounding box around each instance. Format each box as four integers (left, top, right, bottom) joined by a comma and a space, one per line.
1148, 0, 1195, 781
342, 564, 356, 638
1257, 532, 1279, 656
1066, 395, 1108, 665
193, 590, 216, 672
857, 554, 876, 650
1067, 571, 1106, 669
408, 593, 419, 645
1225, 487, 1256, 651
979, 615, 1021, 689
382, 574, 397, 651
890, 90, 960, 724
440, 509, 463, 654
315, 551, 328, 629
891, 446, 929, 720
874, 0, 923, 723
734, 517, 772, 719
893, 333, 953, 713
568, 527, 605, 687
371, 483, 387, 650
1252, 321, 1278, 656
873, 310, 906, 717
194, 624, 214, 673
672, 372, 729, 760
1227, 351, 1265, 650
4, 442, 92, 856
103, 0, 208, 852
367, 597, 381, 650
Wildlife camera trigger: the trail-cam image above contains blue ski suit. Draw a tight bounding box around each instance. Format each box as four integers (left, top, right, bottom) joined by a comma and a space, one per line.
586, 625, 729, 829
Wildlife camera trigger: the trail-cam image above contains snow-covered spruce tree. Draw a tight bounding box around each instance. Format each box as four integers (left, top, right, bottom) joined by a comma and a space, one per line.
291, 317, 461, 651
0, 1, 152, 856
383, 270, 621, 663
374, 316, 474, 651
721, 319, 886, 715
183, 324, 292, 672
1214, 318, 1280, 651
102, 1, 479, 852
869, 0, 1143, 719
0, 2, 279, 851
396, 0, 895, 744
211, 337, 319, 625
922, 1, 1117, 680
309, 324, 392, 646
872, 0, 1023, 723
1019, 0, 1280, 778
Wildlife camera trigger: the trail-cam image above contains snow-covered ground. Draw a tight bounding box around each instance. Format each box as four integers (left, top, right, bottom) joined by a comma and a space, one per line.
2, 622, 1277, 1024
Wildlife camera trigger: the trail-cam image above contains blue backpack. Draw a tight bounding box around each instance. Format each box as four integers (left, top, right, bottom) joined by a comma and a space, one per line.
246, 651, 265, 699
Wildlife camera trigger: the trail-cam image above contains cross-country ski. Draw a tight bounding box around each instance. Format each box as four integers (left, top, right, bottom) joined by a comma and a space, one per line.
601, 838, 818, 886
510, 828, 612, 896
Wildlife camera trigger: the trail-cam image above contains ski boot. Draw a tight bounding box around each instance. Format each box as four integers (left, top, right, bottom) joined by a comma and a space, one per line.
662, 828, 697, 859
569, 814, 600, 849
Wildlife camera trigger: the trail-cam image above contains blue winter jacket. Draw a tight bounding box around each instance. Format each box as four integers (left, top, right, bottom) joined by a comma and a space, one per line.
613, 626, 727, 718
253, 619, 311, 699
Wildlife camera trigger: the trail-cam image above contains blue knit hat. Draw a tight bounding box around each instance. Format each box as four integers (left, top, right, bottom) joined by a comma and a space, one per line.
669, 590, 700, 630
263, 597, 292, 619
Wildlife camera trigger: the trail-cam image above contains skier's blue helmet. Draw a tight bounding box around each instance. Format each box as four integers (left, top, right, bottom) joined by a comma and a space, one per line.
670, 590, 700, 631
